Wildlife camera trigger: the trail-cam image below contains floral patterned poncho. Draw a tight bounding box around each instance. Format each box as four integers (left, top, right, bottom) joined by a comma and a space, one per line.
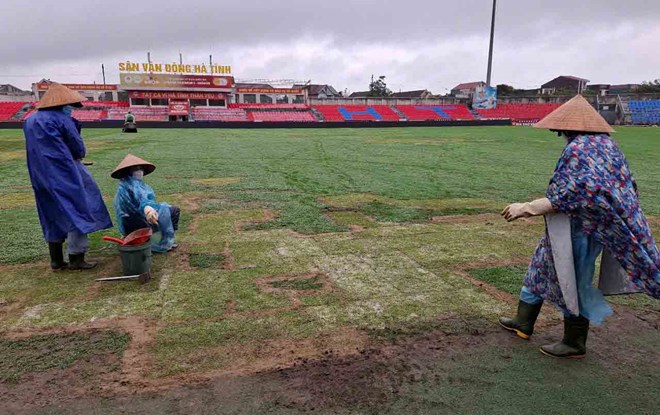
523, 134, 660, 314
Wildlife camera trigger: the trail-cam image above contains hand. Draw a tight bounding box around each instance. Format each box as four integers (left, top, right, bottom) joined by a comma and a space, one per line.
144, 206, 159, 225
501, 203, 528, 222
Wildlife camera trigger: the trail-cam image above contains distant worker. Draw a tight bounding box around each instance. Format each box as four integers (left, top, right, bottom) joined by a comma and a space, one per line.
499, 95, 660, 358
123, 110, 138, 133
112, 154, 180, 252
24, 82, 113, 270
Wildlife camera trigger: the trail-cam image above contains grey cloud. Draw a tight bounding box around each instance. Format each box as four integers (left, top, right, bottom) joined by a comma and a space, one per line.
1, 0, 658, 91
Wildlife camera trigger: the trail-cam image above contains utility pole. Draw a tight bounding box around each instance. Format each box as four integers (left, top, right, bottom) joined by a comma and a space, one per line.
486, 0, 497, 87
101, 64, 106, 85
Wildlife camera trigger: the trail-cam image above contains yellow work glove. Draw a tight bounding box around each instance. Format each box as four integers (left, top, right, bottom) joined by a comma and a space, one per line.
144, 206, 159, 225
502, 198, 554, 222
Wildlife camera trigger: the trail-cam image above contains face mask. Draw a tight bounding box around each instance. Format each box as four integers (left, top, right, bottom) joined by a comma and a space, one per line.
62, 106, 74, 116
132, 170, 144, 180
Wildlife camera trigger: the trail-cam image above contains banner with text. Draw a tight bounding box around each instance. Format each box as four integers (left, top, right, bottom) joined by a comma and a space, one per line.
235, 87, 303, 95
37, 83, 117, 91
120, 73, 234, 90
169, 100, 190, 116
129, 91, 226, 100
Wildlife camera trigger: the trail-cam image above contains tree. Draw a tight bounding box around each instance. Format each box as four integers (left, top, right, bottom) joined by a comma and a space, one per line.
368, 75, 392, 97
637, 79, 660, 93
496, 84, 515, 96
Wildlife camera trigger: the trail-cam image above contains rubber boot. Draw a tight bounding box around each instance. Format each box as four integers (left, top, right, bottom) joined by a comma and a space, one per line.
48, 242, 68, 270
499, 300, 543, 340
539, 315, 589, 359
68, 253, 97, 270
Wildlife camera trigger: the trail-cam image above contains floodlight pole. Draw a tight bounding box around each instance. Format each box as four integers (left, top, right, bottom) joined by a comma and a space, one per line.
486, 0, 497, 87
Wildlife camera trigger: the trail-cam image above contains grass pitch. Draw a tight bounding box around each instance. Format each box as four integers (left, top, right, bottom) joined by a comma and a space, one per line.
0, 126, 658, 414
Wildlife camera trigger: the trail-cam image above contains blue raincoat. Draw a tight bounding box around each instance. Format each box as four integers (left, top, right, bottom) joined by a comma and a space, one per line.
24, 109, 112, 242
113, 177, 175, 252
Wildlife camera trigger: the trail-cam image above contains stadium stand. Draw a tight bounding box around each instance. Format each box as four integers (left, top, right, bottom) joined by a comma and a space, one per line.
108, 107, 169, 121
395, 105, 475, 121
313, 105, 402, 122
0, 102, 27, 121
191, 107, 249, 121
249, 111, 316, 122
71, 109, 107, 121
629, 100, 660, 125
82, 101, 129, 108
476, 103, 560, 124
229, 103, 309, 110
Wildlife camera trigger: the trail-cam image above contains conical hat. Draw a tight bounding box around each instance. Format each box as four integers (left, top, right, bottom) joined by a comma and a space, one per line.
534, 95, 614, 133
35, 82, 87, 109
111, 154, 156, 179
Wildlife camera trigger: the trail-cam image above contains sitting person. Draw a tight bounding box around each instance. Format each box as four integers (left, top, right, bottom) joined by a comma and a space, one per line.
111, 154, 179, 252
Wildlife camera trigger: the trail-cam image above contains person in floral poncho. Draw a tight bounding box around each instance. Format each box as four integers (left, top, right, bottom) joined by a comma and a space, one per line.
499, 95, 659, 358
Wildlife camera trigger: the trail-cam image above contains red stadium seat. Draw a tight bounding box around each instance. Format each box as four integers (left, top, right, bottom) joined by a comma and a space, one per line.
312, 105, 401, 122
191, 107, 249, 121
107, 107, 169, 121
476, 103, 560, 124
0, 102, 28, 121
395, 105, 475, 121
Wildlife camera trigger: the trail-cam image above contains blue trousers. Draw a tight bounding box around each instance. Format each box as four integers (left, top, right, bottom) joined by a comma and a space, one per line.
64, 230, 88, 255
520, 218, 613, 325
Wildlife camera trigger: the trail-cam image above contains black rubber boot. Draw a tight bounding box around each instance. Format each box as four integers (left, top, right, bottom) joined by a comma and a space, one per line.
499, 300, 543, 340
48, 242, 68, 270
68, 253, 97, 270
539, 315, 589, 359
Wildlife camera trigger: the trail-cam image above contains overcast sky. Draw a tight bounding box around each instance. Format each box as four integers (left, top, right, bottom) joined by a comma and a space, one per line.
1, 0, 658, 93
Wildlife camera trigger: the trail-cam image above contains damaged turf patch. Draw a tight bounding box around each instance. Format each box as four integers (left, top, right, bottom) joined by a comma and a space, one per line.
188, 253, 226, 269
0, 193, 35, 210
258, 272, 332, 295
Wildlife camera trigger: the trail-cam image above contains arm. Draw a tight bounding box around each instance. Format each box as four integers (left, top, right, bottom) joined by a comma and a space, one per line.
502, 198, 555, 222
61, 117, 86, 160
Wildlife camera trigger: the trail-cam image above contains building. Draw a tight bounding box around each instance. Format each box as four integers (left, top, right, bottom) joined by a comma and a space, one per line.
391, 89, 433, 99
295, 84, 340, 99
0, 84, 33, 101
541, 76, 589, 94
451, 81, 485, 98
348, 91, 371, 98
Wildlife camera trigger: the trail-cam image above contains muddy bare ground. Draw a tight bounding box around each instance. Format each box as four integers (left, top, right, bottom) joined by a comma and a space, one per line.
1, 305, 658, 415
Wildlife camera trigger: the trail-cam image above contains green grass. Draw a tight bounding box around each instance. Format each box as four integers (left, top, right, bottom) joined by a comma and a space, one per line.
188, 252, 225, 269
470, 265, 529, 295
0, 330, 129, 382
1, 126, 659, 411
270, 275, 324, 291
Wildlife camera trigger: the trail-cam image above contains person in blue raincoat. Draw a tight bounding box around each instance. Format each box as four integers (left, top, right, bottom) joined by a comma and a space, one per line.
111, 154, 180, 252
24, 82, 113, 270
499, 95, 659, 358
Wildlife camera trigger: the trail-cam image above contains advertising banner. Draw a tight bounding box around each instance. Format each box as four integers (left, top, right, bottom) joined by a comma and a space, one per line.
235, 87, 303, 95
37, 83, 117, 91
472, 85, 497, 109
129, 91, 225, 100
169, 100, 190, 116
120, 73, 234, 90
